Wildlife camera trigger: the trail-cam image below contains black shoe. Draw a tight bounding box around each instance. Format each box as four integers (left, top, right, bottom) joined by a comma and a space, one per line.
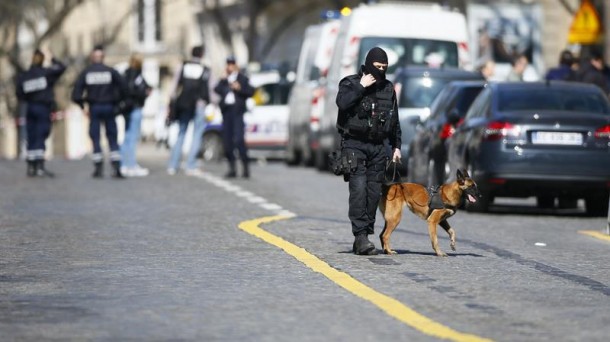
27, 161, 36, 177
242, 161, 250, 178
353, 234, 378, 255
92, 162, 103, 178
224, 170, 237, 178
36, 160, 54, 178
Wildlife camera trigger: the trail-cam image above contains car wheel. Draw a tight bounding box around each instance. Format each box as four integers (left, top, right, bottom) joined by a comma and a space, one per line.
315, 148, 328, 171
406, 153, 416, 182
443, 160, 451, 183
427, 159, 438, 187
585, 193, 609, 217
201, 131, 224, 162
537, 196, 555, 209
285, 145, 301, 166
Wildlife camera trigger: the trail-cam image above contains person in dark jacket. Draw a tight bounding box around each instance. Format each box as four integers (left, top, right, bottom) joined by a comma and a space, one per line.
574, 50, 610, 95
335, 47, 402, 255
214, 56, 255, 178
166, 45, 212, 176
16, 48, 66, 177
545, 50, 575, 81
120, 53, 152, 177
71, 45, 128, 178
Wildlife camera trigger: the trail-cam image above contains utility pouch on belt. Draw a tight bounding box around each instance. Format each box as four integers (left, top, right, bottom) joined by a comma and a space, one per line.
329, 150, 359, 182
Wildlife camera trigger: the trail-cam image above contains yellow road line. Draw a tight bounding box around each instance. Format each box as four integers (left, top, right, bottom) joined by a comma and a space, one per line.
579, 230, 610, 242
239, 215, 492, 342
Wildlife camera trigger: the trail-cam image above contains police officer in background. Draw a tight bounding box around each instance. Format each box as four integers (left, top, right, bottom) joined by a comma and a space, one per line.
71, 45, 128, 178
214, 56, 255, 178
16, 48, 66, 177
336, 47, 402, 255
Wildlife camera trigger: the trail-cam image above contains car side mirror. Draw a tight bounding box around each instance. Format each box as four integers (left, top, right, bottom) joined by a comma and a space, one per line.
447, 108, 461, 125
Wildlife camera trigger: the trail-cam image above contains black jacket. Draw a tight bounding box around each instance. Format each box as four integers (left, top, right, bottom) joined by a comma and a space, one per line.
71, 62, 127, 107
336, 68, 401, 150
174, 60, 211, 114
575, 62, 610, 95
214, 72, 255, 115
123, 67, 151, 107
16, 58, 66, 105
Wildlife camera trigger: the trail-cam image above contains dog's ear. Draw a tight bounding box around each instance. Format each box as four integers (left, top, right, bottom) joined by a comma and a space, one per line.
457, 169, 465, 185
462, 168, 470, 178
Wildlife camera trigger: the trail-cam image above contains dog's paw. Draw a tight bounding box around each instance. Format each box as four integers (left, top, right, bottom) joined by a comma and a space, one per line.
436, 251, 448, 257
450, 243, 456, 251
384, 249, 397, 255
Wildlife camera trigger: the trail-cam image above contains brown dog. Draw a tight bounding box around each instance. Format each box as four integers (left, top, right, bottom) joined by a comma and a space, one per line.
379, 169, 480, 256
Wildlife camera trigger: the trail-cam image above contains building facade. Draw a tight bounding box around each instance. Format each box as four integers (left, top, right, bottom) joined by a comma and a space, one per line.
0, 0, 602, 159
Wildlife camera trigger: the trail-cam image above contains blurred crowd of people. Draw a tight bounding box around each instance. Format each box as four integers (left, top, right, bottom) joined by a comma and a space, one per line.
16, 44, 254, 180
476, 48, 610, 95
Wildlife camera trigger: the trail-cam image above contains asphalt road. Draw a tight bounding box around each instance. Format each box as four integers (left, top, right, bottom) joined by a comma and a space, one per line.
1, 144, 609, 341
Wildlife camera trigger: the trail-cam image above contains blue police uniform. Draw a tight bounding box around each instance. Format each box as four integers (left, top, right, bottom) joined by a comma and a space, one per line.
214, 70, 254, 178
71, 61, 127, 178
16, 57, 66, 177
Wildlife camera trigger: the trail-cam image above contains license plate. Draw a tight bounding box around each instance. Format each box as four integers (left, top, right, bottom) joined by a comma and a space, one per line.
531, 131, 583, 145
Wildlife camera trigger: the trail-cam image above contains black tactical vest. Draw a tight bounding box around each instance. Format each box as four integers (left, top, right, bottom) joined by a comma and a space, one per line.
340, 78, 395, 142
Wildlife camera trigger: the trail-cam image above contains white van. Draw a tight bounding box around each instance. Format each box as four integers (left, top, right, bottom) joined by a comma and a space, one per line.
315, 2, 471, 170
286, 19, 340, 165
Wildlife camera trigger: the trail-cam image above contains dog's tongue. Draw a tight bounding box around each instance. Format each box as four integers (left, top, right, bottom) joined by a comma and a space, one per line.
468, 194, 477, 203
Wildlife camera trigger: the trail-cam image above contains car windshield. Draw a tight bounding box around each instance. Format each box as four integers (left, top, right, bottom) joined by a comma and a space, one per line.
498, 89, 610, 114
359, 37, 459, 74
398, 76, 454, 108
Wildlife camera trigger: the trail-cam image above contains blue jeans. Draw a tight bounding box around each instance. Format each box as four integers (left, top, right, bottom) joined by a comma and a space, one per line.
168, 108, 206, 170
120, 107, 143, 168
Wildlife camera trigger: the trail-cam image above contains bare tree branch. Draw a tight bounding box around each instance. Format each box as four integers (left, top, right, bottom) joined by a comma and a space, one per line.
558, 0, 576, 15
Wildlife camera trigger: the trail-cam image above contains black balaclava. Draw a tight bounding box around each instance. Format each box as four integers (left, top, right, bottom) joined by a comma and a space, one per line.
364, 47, 388, 82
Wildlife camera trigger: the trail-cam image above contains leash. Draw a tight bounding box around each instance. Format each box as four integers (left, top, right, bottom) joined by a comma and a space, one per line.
384, 159, 405, 201
384, 159, 403, 184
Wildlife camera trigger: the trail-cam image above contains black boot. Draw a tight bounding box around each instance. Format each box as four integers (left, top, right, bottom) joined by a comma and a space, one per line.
242, 159, 250, 179
92, 161, 103, 178
353, 233, 378, 255
27, 160, 36, 177
37, 160, 55, 178
111, 161, 125, 179
225, 160, 237, 178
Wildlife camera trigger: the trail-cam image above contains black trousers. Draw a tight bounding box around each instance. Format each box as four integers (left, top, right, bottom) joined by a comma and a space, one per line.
25, 103, 52, 161
343, 138, 388, 236
222, 109, 248, 162
89, 104, 120, 162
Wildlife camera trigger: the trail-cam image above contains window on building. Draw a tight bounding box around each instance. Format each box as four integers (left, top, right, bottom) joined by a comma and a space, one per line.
137, 0, 162, 44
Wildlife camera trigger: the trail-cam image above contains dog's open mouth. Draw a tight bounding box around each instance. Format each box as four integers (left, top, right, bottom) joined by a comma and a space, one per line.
467, 194, 477, 203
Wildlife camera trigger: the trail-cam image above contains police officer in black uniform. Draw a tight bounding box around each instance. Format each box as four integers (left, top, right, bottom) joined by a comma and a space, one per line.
214, 56, 255, 178
16, 48, 66, 177
336, 47, 402, 255
71, 45, 128, 178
